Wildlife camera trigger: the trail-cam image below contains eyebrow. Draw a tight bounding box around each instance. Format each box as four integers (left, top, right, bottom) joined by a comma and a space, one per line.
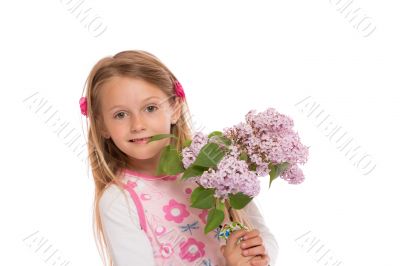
108, 96, 161, 111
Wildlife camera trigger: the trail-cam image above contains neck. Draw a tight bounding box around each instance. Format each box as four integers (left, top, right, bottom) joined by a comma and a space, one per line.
126, 153, 162, 177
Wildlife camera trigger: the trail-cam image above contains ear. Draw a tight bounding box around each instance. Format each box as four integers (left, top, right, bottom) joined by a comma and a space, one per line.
171, 100, 182, 124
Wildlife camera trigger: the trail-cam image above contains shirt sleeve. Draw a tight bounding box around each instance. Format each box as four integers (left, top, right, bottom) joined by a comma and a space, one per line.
99, 184, 155, 266
242, 199, 279, 266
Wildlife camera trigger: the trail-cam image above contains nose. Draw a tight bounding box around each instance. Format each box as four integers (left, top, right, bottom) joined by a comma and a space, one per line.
130, 113, 146, 132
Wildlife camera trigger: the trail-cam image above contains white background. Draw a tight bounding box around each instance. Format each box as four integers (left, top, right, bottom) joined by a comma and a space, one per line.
1, 0, 399, 265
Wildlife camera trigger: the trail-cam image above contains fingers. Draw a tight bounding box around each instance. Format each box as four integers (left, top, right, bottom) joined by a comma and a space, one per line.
243, 229, 260, 240
250, 258, 269, 266
242, 244, 266, 257
226, 229, 248, 249
240, 235, 263, 249
250, 255, 270, 266
241, 229, 269, 260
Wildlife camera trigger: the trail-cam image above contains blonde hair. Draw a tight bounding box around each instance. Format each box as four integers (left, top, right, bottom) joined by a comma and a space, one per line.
81, 50, 253, 265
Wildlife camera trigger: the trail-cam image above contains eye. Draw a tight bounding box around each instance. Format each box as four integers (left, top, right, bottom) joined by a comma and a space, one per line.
114, 111, 127, 119
145, 105, 159, 113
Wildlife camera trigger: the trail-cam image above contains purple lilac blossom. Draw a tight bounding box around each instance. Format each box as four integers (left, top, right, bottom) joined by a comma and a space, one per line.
224, 108, 309, 184
196, 146, 260, 199
280, 164, 305, 184
182, 132, 208, 169
181, 107, 308, 192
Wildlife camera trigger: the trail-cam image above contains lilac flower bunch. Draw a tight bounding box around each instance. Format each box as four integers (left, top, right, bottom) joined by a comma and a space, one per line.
150, 107, 309, 234
223, 108, 309, 184
194, 145, 260, 200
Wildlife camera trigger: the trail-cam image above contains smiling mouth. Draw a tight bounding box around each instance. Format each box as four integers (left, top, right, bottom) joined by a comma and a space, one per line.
129, 137, 151, 143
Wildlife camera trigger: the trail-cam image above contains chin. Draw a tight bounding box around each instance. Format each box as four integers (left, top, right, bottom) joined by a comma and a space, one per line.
128, 150, 161, 161
130, 154, 157, 160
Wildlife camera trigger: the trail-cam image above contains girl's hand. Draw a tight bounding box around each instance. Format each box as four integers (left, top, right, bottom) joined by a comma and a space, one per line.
220, 229, 256, 266
239, 229, 270, 266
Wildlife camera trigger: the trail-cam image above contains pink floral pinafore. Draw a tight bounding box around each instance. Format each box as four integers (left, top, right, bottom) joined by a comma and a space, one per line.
120, 168, 230, 266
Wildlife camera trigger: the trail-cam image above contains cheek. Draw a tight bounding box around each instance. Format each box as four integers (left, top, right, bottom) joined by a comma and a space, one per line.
108, 123, 127, 138
150, 114, 173, 130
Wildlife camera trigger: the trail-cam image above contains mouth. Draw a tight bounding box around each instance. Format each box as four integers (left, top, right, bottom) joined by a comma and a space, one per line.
129, 136, 152, 144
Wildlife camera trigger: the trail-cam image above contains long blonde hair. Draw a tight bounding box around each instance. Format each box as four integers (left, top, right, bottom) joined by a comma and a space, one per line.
81, 50, 253, 265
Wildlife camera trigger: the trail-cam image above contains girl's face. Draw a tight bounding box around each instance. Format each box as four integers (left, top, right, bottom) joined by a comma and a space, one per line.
99, 76, 180, 162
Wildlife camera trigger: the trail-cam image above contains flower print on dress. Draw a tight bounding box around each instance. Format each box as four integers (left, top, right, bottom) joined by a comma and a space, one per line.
159, 243, 174, 258
179, 237, 205, 262
154, 224, 166, 236
179, 221, 199, 235
140, 193, 152, 200
162, 199, 189, 223
200, 258, 213, 266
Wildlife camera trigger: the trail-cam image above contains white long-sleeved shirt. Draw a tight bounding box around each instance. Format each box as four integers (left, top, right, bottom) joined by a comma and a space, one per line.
99, 183, 279, 266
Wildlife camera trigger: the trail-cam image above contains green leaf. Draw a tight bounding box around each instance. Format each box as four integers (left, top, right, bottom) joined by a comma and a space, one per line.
181, 165, 208, 180
204, 208, 225, 234
156, 145, 184, 175
229, 192, 252, 209
268, 162, 290, 187
249, 163, 257, 171
192, 143, 225, 168
268, 163, 277, 187
208, 131, 223, 138
216, 199, 225, 212
190, 187, 206, 204
239, 152, 248, 162
190, 187, 215, 209
149, 134, 177, 143
209, 134, 232, 147
212, 136, 232, 146
276, 162, 290, 176
219, 136, 232, 146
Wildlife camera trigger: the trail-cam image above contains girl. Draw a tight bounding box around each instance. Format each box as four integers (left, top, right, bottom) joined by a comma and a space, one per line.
80, 50, 279, 266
